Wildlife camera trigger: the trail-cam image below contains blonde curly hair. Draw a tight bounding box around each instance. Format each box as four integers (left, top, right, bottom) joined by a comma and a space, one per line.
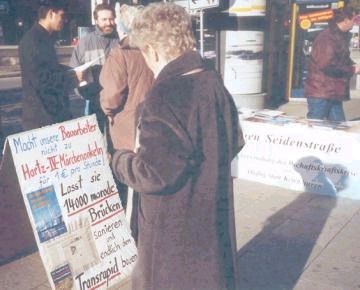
119, 4, 143, 30
129, 3, 196, 61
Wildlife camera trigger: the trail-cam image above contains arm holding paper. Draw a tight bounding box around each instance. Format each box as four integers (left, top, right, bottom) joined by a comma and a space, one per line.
72, 55, 105, 72
70, 55, 105, 87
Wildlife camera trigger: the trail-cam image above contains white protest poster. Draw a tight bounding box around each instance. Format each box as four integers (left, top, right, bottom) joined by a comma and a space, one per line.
7, 115, 137, 290
232, 115, 360, 199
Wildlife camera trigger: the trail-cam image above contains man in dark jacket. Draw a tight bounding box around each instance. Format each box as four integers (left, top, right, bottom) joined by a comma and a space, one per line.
18, 0, 82, 130
304, 6, 360, 121
69, 3, 119, 131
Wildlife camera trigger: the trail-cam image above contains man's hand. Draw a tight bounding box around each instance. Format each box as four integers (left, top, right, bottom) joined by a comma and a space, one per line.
75, 70, 85, 83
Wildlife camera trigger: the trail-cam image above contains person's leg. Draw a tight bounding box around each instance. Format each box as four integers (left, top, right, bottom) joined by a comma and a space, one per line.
306, 98, 331, 120
328, 100, 346, 122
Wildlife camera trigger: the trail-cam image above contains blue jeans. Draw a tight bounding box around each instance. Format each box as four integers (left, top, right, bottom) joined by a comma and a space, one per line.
306, 98, 346, 122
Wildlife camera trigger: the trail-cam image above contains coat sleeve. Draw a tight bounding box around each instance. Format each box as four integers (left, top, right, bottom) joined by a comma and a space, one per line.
99, 49, 129, 116
111, 98, 197, 195
312, 37, 354, 78
21, 43, 77, 119
69, 41, 84, 68
36, 66, 77, 120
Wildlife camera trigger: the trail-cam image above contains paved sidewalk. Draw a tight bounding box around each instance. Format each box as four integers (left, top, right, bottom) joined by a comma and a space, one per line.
1, 179, 360, 290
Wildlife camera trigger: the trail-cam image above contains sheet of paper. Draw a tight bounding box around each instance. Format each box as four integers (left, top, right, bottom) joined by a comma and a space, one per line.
71, 54, 105, 72
255, 109, 284, 117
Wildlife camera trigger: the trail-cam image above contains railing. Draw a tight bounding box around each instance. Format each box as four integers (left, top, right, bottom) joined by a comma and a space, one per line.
0, 45, 74, 78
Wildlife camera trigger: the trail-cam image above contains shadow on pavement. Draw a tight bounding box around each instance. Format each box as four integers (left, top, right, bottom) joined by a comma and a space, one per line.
237, 192, 336, 290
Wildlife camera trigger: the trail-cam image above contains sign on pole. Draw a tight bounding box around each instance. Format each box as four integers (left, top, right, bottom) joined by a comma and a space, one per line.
7, 115, 137, 290
172, 0, 219, 12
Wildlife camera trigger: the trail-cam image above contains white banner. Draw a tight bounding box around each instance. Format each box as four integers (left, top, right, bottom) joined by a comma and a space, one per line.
232, 114, 360, 199
7, 115, 137, 290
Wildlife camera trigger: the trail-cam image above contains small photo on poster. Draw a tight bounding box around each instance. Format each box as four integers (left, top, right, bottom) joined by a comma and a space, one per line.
50, 264, 73, 290
63, 219, 100, 276
27, 185, 67, 243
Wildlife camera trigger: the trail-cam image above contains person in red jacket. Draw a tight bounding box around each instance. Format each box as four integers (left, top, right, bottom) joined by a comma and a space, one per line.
304, 6, 360, 121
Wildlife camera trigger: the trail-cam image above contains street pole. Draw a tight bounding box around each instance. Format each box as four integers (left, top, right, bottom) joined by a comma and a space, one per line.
199, 9, 204, 57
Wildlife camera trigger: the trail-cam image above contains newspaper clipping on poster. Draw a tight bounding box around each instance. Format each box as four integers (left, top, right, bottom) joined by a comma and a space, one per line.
7, 115, 137, 290
232, 113, 360, 199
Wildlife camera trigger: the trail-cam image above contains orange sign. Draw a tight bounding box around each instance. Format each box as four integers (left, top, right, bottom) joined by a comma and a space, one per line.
298, 9, 334, 30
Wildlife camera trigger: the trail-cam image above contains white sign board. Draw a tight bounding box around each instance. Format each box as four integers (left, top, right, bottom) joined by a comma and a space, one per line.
232, 113, 360, 199
228, 0, 266, 16
223, 31, 264, 95
173, 0, 219, 11
7, 115, 137, 290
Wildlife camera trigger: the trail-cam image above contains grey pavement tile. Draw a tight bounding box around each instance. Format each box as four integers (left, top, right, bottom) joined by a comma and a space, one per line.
268, 222, 325, 268
329, 203, 360, 222
307, 194, 342, 210
314, 216, 349, 248
270, 219, 328, 264
109, 277, 132, 290
237, 244, 300, 290
301, 223, 360, 289
300, 257, 360, 290
234, 179, 303, 202
271, 218, 322, 241
0, 253, 48, 290
237, 230, 325, 290
0, 251, 132, 290
236, 223, 264, 251
283, 194, 360, 248
3, 179, 360, 289
235, 193, 309, 230
314, 233, 360, 265
234, 192, 312, 252
308, 195, 360, 214
238, 279, 294, 290
289, 200, 338, 224
335, 209, 360, 239
270, 209, 348, 249
30, 283, 51, 290
293, 277, 346, 290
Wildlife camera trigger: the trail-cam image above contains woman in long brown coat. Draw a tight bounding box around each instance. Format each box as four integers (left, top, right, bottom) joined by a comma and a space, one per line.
110, 3, 243, 290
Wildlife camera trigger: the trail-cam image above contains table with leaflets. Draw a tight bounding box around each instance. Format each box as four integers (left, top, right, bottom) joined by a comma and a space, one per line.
232, 109, 360, 199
